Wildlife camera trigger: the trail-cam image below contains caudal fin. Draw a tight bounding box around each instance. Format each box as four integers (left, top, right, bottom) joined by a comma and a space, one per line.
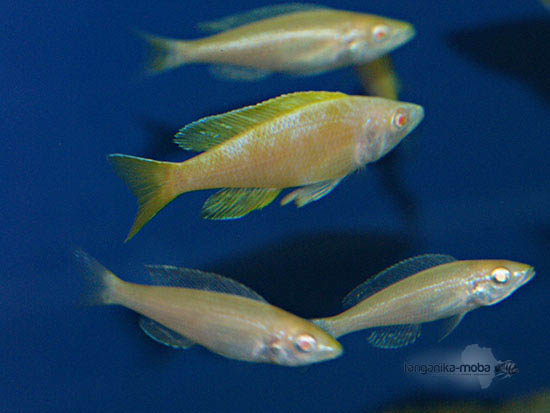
108, 154, 180, 241
74, 249, 122, 305
139, 32, 192, 74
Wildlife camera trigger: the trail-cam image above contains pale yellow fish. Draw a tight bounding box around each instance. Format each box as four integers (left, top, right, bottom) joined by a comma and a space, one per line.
356, 55, 400, 100
75, 250, 342, 366
144, 4, 415, 80
312, 254, 534, 348
109, 91, 424, 240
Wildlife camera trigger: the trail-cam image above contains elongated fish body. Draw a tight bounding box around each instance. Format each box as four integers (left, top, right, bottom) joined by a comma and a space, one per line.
75, 250, 342, 366
146, 5, 415, 78
173, 95, 414, 190
109, 92, 424, 240
312, 255, 534, 348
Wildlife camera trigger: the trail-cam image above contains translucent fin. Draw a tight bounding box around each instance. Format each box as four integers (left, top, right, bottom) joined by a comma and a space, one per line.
144, 265, 267, 302
438, 312, 466, 342
173, 91, 347, 152
108, 154, 180, 241
356, 56, 400, 100
280, 179, 342, 207
138, 32, 192, 74
367, 324, 421, 349
197, 4, 328, 33
209, 65, 271, 81
342, 254, 456, 309
73, 249, 121, 305
139, 317, 195, 349
201, 188, 281, 219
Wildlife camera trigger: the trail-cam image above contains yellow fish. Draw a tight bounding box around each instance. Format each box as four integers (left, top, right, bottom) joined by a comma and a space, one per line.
312, 255, 535, 349
109, 92, 424, 240
356, 56, 400, 100
144, 4, 415, 80
75, 250, 342, 366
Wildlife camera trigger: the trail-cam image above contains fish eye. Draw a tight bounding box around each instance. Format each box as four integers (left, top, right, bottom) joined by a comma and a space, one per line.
491, 267, 511, 284
372, 25, 389, 42
294, 333, 317, 353
392, 110, 409, 130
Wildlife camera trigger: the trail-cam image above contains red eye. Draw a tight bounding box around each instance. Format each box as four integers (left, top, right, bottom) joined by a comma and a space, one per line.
295, 334, 316, 353
372, 25, 389, 42
393, 112, 408, 129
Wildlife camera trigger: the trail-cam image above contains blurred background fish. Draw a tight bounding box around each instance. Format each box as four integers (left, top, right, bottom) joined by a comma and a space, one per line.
312, 255, 534, 348
142, 3, 415, 81
74, 249, 342, 366
376, 389, 550, 413
109, 91, 424, 240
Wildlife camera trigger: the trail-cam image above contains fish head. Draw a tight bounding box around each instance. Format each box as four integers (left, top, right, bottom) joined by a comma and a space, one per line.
354, 97, 424, 166
469, 260, 535, 306
262, 323, 343, 366
345, 15, 415, 63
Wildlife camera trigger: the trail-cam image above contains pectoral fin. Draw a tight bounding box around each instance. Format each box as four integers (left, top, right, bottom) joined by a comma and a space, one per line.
356, 56, 400, 100
201, 187, 281, 219
139, 317, 195, 349
280, 179, 342, 207
438, 313, 467, 342
367, 324, 421, 349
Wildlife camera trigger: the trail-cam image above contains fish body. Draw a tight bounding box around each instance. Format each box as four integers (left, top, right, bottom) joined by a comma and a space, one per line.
75, 250, 342, 366
312, 255, 534, 348
109, 92, 424, 240
146, 5, 415, 78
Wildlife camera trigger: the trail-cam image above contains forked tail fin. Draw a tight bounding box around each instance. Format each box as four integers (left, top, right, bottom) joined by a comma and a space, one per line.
139, 32, 193, 74
108, 154, 180, 241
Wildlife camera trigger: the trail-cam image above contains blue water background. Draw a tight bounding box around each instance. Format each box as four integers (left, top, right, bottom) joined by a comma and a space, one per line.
2, 1, 549, 411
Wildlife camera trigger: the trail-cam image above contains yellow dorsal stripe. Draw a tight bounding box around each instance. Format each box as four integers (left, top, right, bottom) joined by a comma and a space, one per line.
174, 91, 348, 152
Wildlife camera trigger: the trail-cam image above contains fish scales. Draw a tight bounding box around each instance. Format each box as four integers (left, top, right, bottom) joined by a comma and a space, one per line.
176, 98, 361, 191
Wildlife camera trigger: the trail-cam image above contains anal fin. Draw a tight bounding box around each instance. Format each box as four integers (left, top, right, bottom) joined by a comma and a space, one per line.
202, 187, 281, 219
367, 324, 421, 349
209, 65, 272, 81
139, 317, 195, 349
280, 179, 342, 207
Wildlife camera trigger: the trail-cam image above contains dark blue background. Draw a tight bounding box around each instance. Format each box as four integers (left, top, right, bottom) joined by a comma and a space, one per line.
3, 1, 549, 411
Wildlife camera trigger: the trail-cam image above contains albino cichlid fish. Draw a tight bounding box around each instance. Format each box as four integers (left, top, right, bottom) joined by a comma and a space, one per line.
312, 254, 535, 349
144, 3, 415, 80
109, 91, 424, 241
74, 250, 342, 366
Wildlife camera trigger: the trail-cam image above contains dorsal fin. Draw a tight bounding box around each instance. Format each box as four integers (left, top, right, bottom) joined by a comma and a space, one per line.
342, 254, 456, 309
173, 91, 348, 152
197, 4, 329, 33
144, 265, 267, 302
367, 324, 421, 349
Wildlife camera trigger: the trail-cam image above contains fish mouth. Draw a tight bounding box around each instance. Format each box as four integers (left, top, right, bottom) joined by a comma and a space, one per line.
406, 104, 425, 132
519, 266, 536, 285
318, 341, 344, 360
392, 24, 416, 48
